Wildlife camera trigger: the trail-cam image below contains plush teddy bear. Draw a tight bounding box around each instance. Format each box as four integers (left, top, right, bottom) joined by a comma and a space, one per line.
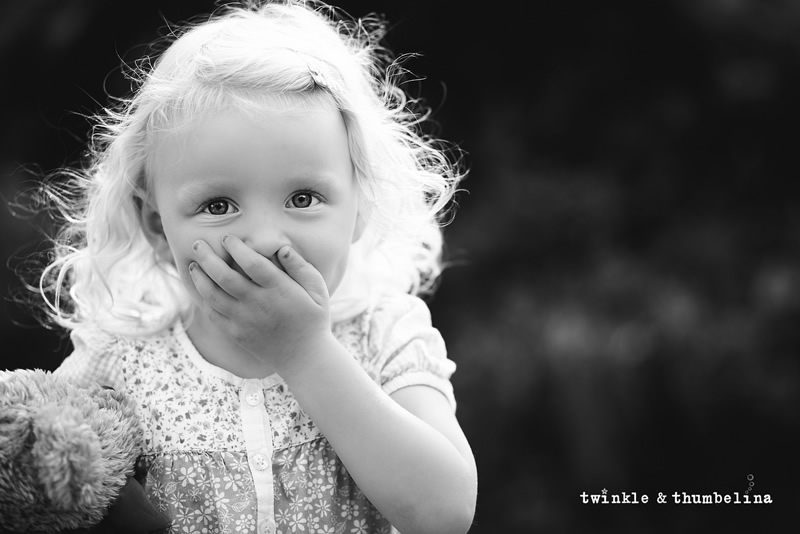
0, 369, 169, 533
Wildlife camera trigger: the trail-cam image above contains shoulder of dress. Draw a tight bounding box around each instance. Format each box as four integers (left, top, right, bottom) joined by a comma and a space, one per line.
369, 292, 433, 328
70, 320, 183, 355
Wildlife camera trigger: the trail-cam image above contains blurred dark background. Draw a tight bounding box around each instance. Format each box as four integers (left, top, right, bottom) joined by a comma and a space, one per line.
2, 0, 799, 532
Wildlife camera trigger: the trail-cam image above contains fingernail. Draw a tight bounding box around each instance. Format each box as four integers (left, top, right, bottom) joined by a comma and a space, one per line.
222, 235, 229, 244
281, 247, 291, 259
189, 262, 197, 272
192, 240, 201, 252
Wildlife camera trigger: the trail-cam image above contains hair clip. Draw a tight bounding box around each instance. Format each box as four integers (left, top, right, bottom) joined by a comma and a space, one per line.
307, 65, 327, 89
301, 56, 340, 93
283, 46, 340, 93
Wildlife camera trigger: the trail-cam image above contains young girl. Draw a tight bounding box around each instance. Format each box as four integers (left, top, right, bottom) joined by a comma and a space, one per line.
42, 1, 476, 533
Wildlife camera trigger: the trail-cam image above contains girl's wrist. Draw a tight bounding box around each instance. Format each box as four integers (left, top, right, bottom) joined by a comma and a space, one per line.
275, 330, 341, 384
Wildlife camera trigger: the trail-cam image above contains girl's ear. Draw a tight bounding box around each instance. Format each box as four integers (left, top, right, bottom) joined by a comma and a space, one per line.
351, 211, 366, 244
140, 199, 172, 263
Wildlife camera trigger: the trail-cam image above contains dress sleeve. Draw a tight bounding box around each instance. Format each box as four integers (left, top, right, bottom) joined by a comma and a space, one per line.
53, 326, 124, 390
369, 294, 458, 411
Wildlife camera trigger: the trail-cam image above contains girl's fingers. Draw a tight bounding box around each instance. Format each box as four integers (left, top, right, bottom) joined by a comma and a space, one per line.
277, 245, 329, 306
220, 234, 283, 288
192, 239, 250, 297
188, 261, 236, 317
205, 237, 328, 308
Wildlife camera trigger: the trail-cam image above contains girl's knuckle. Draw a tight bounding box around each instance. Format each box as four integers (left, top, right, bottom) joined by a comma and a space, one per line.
206, 291, 222, 310
241, 257, 260, 272
227, 322, 241, 339
216, 272, 234, 287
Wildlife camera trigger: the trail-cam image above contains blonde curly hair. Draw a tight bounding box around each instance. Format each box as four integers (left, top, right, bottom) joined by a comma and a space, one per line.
36, 0, 463, 335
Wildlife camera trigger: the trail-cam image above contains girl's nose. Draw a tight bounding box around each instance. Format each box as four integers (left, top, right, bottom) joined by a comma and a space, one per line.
241, 219, 289, 263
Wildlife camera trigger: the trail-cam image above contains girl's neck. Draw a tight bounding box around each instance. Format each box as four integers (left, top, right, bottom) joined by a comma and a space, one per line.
184, 311, 277, 379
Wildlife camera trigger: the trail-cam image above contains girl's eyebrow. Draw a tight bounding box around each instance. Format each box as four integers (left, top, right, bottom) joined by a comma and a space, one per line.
175, 181, 228, 205
288, 173, 337, 189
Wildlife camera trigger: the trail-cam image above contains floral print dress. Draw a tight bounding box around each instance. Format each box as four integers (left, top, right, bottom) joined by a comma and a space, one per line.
55, 293, 456, 534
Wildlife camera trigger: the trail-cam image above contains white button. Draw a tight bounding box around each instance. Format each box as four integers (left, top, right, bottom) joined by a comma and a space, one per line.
242, 383, 264, 406
246, 390, 263, 406
259, 522, 272, 534
252, 453, 269, 471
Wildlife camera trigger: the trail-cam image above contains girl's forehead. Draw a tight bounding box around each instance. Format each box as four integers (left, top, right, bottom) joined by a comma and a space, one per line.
146, 93, 354, 187
145, 90, 343, 165
151, 89, 338, 132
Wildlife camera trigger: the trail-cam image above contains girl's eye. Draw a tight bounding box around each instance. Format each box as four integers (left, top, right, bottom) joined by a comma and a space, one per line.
287, 192, 321, 209
203, 199, 237, 216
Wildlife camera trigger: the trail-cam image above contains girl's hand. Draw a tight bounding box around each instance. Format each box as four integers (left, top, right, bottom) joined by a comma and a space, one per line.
188, 235, 333, 374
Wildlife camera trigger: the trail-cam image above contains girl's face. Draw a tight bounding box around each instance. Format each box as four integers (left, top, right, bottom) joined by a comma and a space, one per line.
145, 98, 362, 305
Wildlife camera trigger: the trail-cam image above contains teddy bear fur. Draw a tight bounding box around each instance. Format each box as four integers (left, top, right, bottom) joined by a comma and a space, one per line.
0, 369, 143, 532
